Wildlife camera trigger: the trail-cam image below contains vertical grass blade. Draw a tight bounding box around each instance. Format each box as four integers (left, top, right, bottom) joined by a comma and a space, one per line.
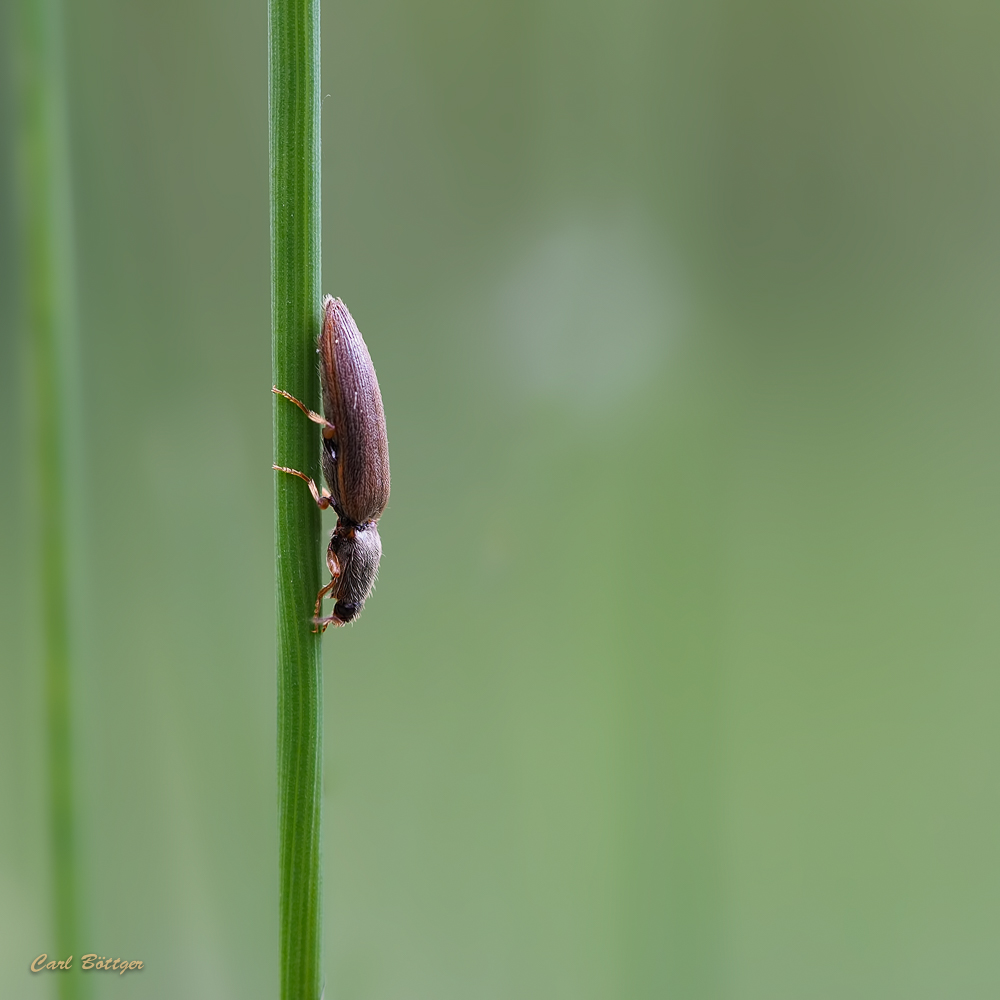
269, 0, 323, 997
18, 0, 86, 994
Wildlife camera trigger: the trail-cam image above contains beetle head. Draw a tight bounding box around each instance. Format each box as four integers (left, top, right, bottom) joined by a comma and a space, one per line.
325, 520, 382, 625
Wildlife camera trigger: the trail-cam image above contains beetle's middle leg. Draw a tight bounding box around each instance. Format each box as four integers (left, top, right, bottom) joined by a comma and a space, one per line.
273, 464, 332, 509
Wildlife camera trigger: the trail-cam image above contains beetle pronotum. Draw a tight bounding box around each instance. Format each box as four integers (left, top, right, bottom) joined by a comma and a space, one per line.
273, 296, 390, 631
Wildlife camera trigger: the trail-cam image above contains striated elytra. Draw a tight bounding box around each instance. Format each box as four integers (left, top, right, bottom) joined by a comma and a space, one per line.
318, 296, 390, 525
273, 295, 390, 630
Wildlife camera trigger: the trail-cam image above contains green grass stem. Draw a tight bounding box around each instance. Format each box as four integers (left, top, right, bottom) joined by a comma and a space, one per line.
19, 0, 86, 994
269, 0, 324, 997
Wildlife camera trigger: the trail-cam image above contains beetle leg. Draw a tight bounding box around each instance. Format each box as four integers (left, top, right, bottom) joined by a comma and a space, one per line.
272, 386, 336, 440
311, 581, 338, 632
312, 553, 342, 633
273, 465, 332, 509
312, 612, 345, 632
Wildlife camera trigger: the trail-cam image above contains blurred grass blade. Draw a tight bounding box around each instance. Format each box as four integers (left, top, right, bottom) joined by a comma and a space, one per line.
269, 0, 324, 997
19, 0, 86, 993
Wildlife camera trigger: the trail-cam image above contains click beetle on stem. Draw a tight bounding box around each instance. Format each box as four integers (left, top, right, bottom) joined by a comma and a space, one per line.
274, 296, 390, 631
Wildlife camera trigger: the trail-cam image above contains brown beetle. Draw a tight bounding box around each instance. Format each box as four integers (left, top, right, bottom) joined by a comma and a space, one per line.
273, 296, 390, 631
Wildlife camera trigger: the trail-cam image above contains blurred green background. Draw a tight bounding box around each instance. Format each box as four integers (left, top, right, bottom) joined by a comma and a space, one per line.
4, 0, 1000, 997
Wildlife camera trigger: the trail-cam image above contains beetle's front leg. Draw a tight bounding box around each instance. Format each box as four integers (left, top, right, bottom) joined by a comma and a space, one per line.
312, 551, 342, 632
273, 464, 333, 509
311, 579, 337, 632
